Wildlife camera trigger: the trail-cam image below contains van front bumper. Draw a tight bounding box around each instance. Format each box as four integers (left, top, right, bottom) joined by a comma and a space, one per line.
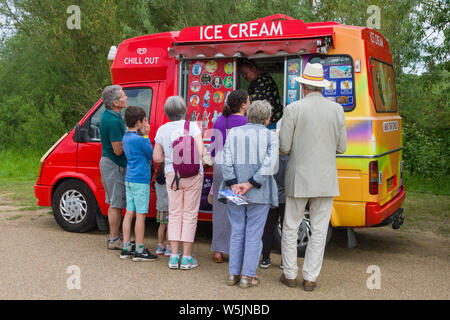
34, 184, 52, 207
365, 186, 406, 227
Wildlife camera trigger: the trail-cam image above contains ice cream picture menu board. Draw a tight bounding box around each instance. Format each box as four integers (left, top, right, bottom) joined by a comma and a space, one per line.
322, 64, 354, 109
287, 58, 301, 104
187, 59, 234, 140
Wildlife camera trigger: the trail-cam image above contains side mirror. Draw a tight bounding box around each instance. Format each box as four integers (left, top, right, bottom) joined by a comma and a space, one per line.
73, 122, 91, 143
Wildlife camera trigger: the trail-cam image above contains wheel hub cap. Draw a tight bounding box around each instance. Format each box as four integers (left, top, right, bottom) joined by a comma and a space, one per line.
59, 190, 87, 224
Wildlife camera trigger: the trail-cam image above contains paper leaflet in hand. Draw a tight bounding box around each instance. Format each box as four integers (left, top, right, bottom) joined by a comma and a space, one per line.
219, 190, 248, 205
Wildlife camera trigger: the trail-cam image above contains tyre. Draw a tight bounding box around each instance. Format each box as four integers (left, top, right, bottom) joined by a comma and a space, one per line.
272, 214, 333, 258
96, 210, 110, 232
51, 179, 98, 233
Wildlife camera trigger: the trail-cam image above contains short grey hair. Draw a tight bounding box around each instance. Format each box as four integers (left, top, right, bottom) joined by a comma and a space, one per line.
302, 83, 323, 92
164, 96, 187, 121
102, 85, 123, 109
247, 100, 272, 125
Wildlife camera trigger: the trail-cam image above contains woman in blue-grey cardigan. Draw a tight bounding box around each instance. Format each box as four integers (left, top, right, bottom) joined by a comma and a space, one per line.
218, 100, 279, 288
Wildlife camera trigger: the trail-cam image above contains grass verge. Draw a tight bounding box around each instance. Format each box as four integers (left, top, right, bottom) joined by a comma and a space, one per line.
0, 148, 42, 181
0, 179, 40, 210
402, 192, 450, 237
0, 148, 42, 210
403, 172, 450, 196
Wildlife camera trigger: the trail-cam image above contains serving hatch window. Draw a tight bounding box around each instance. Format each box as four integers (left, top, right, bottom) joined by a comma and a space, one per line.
309, 55, 356, 111
370, 58, 398, 113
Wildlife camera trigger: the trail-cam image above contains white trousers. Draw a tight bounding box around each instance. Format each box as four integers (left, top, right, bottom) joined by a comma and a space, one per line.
281, 196, 333, 282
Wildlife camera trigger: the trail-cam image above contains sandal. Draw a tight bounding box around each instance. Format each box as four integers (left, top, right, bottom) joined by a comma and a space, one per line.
226, 274, 240, 286
213, 252, 224, 263
239, 275, 260, 288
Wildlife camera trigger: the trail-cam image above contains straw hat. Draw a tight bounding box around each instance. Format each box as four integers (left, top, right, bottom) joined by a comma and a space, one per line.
295, 63, 331, 88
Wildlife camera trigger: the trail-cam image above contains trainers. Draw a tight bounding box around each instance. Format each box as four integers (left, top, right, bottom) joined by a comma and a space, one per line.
260, 258, 271, 269
107, 236, 123, 250
180, 256, 199, 270
155, 244, 166, 255
120, 249, 133, 260
132, 249, 158, 262
164, 247, 183, 257
168, 255, 180, 269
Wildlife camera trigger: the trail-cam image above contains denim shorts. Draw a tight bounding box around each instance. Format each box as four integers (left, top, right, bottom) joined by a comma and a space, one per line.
125, 182, 150, 214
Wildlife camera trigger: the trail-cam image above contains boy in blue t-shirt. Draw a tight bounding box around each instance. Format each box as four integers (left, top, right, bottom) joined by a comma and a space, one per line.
120, 106, 157, 262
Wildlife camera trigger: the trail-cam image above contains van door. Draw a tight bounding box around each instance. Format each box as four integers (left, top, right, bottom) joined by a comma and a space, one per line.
76, 83, 160, 215
368, 58, 403, 206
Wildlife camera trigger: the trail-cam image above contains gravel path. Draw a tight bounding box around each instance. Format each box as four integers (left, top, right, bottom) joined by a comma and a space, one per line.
0, 205, 448, 300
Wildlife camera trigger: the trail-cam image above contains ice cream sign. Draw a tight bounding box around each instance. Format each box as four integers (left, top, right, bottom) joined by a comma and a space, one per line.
176, 16, 335, 44
123, 48, 160, 65
199, 21, 283, 40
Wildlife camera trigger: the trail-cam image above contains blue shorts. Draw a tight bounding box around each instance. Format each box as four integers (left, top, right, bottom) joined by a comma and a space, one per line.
125, 182, 150, 214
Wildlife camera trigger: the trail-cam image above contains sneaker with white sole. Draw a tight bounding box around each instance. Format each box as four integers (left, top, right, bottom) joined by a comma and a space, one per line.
180, 256, 199, 270
132, 249, 158, 262
120, 249, 134, 260
107, 237, 123, 250
260, 258, 271, 269
107, 237, 135, 251
168, 255, 180, 269
155, 244, 165, 255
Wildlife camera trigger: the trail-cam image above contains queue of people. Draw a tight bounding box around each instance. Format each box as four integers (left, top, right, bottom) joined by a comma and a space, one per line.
98, 62, 347, 292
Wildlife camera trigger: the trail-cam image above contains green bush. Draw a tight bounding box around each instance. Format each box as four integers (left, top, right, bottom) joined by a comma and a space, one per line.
403, 123, 450, 178
398, 62, 449, 187
0, 94, 69, 151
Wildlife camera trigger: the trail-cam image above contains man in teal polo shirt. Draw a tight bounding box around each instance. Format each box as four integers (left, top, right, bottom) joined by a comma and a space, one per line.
100, 85, 128, 250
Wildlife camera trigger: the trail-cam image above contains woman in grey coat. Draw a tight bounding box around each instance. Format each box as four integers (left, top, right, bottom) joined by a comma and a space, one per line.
218, 100, 279, 288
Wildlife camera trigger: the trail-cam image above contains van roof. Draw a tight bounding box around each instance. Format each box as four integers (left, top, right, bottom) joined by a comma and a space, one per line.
111, 14, 389, 84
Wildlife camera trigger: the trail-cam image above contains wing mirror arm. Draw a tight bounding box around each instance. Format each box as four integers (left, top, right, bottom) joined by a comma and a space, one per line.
73, 122, 90, 143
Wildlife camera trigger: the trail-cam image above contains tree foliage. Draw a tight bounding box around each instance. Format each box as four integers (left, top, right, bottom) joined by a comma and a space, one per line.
0, 0, 448, 178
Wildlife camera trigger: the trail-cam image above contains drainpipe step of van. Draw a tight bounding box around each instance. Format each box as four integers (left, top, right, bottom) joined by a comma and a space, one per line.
347, 228, 358, 249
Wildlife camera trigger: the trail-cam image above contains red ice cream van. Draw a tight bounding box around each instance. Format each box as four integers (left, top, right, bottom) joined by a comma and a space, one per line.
35, 14, 405, 256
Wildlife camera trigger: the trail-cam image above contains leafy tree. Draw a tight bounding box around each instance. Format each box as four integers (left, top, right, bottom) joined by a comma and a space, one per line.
0, 0, 125, 149
0, 0, 448, 181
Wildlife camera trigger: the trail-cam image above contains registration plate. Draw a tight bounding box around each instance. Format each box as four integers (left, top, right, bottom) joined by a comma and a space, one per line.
387, 175, 396, 191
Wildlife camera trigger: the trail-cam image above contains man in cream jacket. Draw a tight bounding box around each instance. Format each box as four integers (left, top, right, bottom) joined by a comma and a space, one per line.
279, 63, 347, 291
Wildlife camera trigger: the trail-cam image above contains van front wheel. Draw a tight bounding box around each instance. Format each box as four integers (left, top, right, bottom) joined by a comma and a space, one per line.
272, 214, 333, 258
51, 179, 98, 233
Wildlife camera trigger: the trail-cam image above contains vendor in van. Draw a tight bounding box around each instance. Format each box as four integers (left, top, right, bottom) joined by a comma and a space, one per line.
238, 58, 283, 129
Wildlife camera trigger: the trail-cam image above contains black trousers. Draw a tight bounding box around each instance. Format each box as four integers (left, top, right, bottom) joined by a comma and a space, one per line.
261, 203, 285, 259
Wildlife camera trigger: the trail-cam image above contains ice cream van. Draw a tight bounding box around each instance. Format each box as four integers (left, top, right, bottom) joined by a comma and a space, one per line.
34, 14, 405, 255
